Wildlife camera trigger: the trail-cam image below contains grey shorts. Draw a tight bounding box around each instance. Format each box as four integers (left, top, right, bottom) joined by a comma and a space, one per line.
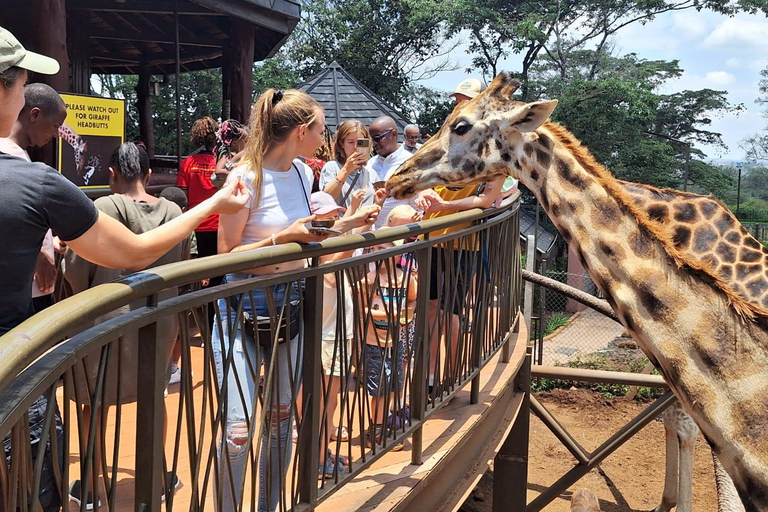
364, 342, 406, 397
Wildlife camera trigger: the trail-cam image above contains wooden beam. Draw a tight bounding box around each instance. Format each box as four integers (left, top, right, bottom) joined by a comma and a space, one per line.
33, 0, 69, 92
229, 18, 254, 123
67, 0, 218, 16
68, 10, 91, 94
89, 26, 225, 48
137, 65, 155, 157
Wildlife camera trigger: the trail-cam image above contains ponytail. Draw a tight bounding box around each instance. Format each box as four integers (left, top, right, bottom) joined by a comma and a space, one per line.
240, 88, 321, 208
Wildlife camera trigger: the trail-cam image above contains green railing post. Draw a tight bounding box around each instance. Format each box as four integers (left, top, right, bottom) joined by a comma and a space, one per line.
493, 347, 531, 512
135, 294, 164, 511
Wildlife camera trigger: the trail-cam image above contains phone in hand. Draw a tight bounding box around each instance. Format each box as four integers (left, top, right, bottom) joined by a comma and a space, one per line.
357, 138, 371, 155
308, 226, 342, 236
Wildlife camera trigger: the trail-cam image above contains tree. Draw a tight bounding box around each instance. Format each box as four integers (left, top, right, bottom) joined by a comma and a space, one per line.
741, 66, 768, 160
528, 51, 738, 195
283, 0, 457, 109
402, 85, 454, 136
436, 0, 754, 100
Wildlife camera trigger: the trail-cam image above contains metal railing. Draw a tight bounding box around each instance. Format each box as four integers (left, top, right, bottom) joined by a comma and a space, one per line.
0, 199, 521, 512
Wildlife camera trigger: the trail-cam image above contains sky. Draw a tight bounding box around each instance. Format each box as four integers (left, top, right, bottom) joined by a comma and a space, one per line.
417, 10, 768, 162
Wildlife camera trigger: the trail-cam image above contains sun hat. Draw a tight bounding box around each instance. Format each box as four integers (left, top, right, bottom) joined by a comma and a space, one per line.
449, 78, 485, 99
310, 191, 346, 216
0, 26, 60, 75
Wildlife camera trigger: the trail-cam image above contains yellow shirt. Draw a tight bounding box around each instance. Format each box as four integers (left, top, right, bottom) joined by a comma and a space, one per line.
423, 184, 483, 238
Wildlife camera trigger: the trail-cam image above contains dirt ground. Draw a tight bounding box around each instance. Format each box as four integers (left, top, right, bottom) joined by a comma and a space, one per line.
460, 388, 717, 512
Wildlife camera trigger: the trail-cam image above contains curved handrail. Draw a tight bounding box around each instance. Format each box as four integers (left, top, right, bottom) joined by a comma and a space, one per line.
0, 200, 519, 393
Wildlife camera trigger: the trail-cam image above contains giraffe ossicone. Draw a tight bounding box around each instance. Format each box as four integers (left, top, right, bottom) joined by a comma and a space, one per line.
386, 73, 768, 510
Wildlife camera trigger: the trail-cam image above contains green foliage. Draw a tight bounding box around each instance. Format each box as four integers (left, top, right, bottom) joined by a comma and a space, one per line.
403, 85, 454, 135
544, 313, 569, 335
283, 0, 456, 110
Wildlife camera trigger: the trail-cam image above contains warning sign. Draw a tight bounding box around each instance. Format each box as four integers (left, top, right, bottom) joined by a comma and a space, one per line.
57, 93, 125, 188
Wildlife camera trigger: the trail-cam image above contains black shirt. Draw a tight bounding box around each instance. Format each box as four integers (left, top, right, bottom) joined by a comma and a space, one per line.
0, 153, 98, 335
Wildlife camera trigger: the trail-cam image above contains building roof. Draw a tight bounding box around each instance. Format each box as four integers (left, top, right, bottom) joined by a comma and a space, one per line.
63, 0, 300, 74
519, 209, 558, 256
298, 61, 411, 137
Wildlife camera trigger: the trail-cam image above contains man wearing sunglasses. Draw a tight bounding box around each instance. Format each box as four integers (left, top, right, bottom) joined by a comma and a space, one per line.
366, 116, 414, 228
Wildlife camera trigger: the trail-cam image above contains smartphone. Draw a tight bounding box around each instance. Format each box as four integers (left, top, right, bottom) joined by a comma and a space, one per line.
356, 137, 371, 155
309, 227, 342, 236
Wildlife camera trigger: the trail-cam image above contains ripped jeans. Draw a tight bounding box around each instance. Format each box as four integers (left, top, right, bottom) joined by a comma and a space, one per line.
211, 275, 303, 512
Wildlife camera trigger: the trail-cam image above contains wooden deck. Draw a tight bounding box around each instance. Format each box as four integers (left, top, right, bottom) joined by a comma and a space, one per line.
59, 319, 528, 512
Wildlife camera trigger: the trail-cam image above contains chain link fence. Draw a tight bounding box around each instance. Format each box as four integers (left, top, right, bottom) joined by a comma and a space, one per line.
529, 270, 648, 372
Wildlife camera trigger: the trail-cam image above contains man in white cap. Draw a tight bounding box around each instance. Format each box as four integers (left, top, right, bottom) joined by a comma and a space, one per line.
449, 77, 486, 105
0, 25, 250, 511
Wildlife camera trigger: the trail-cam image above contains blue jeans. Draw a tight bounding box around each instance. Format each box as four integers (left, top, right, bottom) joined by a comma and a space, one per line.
211, 274, 303, 512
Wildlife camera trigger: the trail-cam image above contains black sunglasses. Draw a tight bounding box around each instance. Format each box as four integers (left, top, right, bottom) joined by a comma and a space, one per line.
371, 129, 394, 143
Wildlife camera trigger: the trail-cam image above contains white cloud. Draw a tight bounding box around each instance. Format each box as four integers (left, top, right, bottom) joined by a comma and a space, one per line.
705, 71, 737, 86
703, 17, 768, 52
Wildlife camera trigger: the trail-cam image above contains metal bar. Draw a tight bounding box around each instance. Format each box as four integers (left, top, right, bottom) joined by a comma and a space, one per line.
493, 348, 531, 512
526, 391, 676, 512
299, 260, 323, 504
410, 246, 432, 466
531, 365, 669, 388
134, 295, 164, 511
174, 0, 182, 175
530, 395, 589, 465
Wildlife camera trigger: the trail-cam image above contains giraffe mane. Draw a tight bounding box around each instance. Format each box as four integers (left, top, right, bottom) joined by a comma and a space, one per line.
541, 121, 768, 320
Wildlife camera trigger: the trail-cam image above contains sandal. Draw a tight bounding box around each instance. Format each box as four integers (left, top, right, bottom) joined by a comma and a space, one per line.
330, 426, 349, 442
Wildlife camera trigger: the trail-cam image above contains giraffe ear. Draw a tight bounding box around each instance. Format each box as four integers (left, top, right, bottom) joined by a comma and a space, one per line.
512, 100, 558, 132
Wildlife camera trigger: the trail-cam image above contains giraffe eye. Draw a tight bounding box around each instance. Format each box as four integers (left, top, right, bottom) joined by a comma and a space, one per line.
453, 121, 472, 136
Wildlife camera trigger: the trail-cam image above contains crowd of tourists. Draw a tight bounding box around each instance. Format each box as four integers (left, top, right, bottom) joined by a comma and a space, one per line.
0, 25, 514, 512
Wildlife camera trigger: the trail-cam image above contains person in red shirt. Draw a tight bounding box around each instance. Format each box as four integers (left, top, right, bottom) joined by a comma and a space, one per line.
176, 116, 222, 322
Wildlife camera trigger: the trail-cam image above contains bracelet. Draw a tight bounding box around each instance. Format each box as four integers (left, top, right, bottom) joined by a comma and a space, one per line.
335, 175, 345, 185
270, 233, 277, 246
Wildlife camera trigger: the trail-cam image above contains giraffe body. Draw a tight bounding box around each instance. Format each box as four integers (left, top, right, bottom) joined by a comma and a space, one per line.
570, 488, 601, 512
387, 73, 768, 510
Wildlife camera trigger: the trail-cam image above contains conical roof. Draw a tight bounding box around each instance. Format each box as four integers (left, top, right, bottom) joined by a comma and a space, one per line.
299, 61, 411, 138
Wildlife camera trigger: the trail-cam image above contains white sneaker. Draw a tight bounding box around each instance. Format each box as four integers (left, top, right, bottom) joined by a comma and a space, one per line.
168, 364, 181, 385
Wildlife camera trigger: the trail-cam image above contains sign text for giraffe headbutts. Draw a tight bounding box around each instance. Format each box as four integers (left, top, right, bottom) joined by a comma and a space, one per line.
57, 93, 126, 189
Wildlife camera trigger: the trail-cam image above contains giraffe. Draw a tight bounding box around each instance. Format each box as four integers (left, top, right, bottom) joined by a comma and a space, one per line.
386, 73, 768, 510
656, 401, 744, 512
570, 488, 601, 512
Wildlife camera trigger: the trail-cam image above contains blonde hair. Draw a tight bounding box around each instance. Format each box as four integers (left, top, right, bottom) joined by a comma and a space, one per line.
334, 120, 369, 163
241, 89, 321, 208
387, 205, 418, 226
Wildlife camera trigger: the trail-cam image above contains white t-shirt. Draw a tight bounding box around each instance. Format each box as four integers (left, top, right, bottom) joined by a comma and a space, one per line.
318, 159, 378, 208
365, 145, 417, 229
321, 273, 355, 341
0, 138, 55, 298
231, 159, 314, 246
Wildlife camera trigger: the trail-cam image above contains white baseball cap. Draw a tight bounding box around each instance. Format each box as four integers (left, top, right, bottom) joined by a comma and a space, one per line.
0, 26, 60, 75
449, 78, 485, 99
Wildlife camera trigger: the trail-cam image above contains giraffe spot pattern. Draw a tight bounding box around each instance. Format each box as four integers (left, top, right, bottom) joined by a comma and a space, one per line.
556, 158, 588, 190
566, 200, 583, 215
629, 229, 654, 259
741, 248, 762, 263
744, 236, 762, 250
746, 277, 767, 298
523, 143, 534, 157
715, 213, 736, 235
599, 241, 625, 261
673, 226, 692, 249
494, 139, 503, 150
736, 264, 761, 281
725, 230, 742, 244
637, 281, 672, 319
720, 265, 733, 280
591, 198, 622, 230
550, 201, 562, 217
716, 242, 737, 264
530, 169, 540, 182
502, 152, 512, 162
539, 134, 553, 150
535, 147, 551, 168
739, 475, 768, 512
648, 204, 669, 223
674, 203, 698, 223
693, 226, 718, 253
733, 396, 768, 451
699, 200, 718, 219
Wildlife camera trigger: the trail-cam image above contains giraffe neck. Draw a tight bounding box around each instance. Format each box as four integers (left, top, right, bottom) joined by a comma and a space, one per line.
516, 127, 768, 508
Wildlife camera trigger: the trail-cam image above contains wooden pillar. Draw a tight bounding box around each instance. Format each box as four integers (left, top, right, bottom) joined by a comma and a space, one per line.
221, 45, 232, 121
32, 0, 69, 92
229, 18, 254, 123
67, 10, 91, 94
136, 65, 155, 157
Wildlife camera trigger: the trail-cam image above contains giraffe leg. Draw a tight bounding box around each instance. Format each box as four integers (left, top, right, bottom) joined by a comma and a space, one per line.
653, 408, 679, 512
712, 451, 745, 512
675, 413, 699, 512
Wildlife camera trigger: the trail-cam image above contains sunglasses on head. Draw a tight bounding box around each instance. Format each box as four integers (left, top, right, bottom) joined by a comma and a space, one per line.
371, 129, 394, 143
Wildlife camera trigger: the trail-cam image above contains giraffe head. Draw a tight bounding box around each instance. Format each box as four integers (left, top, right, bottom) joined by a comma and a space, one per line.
387, 73, 558, 199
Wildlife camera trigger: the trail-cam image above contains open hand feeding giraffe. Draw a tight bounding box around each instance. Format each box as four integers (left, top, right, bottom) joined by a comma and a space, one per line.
387, 73, 768, 510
